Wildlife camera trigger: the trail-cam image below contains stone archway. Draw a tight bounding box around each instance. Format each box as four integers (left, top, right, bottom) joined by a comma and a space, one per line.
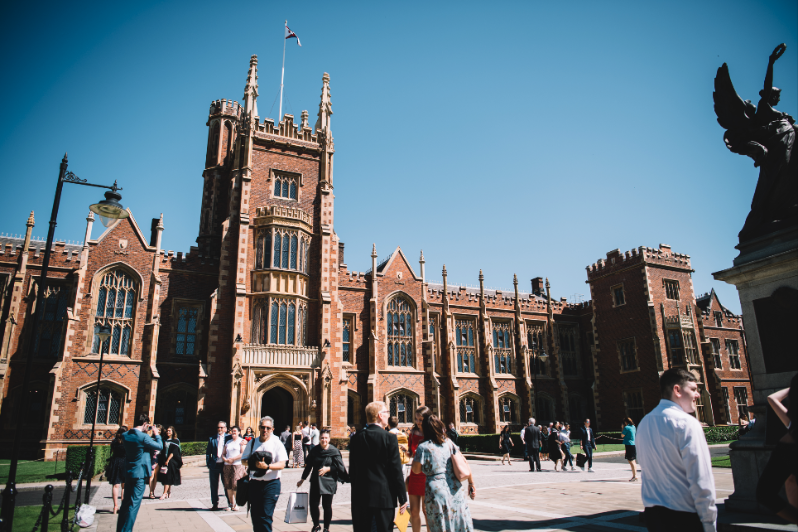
261, 386, 294, 434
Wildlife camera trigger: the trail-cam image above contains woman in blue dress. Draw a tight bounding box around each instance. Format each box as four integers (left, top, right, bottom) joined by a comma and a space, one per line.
411, 415, 475, 532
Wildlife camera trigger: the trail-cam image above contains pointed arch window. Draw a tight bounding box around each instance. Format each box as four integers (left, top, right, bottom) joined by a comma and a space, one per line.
287, 303, 295, 344
290, 235, 298, 269
499, 396, 516, 423
389, 393, 414, 424
34, 284, 69, 358
493, 321, 513, 374
84, 386, 123, 425
270, 302, 279, 344
459, 395, 480, 424
252, 301, 267, 344
455, 318, 476, 374
386, 295, 413, 367
273, 234, 282, 268
279, 303, 287, 344
255, 231, 272, 269
93, 270, 136, 356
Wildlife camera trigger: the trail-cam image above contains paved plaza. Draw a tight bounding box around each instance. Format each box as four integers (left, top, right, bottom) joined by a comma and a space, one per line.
80, 447, 797, 532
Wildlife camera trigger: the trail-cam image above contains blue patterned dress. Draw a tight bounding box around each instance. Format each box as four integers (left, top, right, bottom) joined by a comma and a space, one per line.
413, 440, 474, 532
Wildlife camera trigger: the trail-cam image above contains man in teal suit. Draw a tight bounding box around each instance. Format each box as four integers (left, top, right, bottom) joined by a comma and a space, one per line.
116, 414, 163, 532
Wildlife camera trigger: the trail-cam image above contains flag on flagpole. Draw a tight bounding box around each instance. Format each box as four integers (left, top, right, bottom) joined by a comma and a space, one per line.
285, 22, 301, 47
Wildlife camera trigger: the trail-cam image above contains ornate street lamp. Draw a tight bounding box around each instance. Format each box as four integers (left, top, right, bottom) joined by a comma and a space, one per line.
83, 324, 113, 504
0, 155, 129, 532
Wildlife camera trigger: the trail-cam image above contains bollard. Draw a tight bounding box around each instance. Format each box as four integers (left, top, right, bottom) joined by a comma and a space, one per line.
42, 485, 54, 531
61, 471, 72, 532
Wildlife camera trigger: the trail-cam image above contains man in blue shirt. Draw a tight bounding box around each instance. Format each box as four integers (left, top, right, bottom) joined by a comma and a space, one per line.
116, 414, 162, 532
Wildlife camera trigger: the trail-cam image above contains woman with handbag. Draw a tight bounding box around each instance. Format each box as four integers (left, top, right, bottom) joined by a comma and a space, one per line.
222, 425, 247, 510
159, 426, 183, 499
411, 414, 474, 532
297, 430, 349, 532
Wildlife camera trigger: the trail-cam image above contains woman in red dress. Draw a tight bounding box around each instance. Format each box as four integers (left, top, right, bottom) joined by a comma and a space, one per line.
407, 405, 431, 532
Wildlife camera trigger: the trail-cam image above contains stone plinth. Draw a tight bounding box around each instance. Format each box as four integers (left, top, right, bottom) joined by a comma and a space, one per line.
713, 228, 798, 513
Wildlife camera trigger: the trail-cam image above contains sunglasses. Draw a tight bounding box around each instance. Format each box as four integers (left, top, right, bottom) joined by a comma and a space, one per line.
260, 426, 273, 430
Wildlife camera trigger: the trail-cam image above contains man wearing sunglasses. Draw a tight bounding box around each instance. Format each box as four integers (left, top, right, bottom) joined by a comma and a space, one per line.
242, 416, 288, 532
206, 421, 231, 510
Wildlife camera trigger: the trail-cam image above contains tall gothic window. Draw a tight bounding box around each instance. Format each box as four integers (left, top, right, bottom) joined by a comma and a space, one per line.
274, 234, 282, 268
84, 386, 122, 425
527, 326, 547, 376
34, 284, 69, 358
253, 301, 267, 344
386, 296, 413, 367
390, 393, 413, 424
455, 318, 476, 374
267, 299, 298, 346
459, 396, 480, 424
255, 231, 271, 269
683, 330, 699, 364
93, 270, 136, 356
343, 317, 352, 363
175, 305, 200, 356
493, 322, 513, 374
287, 303, 295, 344
290, 235, 298, 269
558, 325, 578, 376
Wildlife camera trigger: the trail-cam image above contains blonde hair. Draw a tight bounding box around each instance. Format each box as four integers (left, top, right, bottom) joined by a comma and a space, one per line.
365, 401, 387, 423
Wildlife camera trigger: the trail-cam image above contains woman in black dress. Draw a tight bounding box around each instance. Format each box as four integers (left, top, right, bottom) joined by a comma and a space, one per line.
158, 426, 182, 499
106, 426, 128, 514
548, 422, 563, 472
297, 430, 349, 532
499, 425, 514, 465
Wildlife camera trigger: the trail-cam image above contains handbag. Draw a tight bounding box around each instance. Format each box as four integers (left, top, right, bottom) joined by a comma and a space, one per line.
284, 491, 309, 523
575, 453, 587, 467
75, 504, 96, 527
448, 439, 471, 482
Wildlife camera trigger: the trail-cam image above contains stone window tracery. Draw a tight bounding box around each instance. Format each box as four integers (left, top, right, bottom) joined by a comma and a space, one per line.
84, 386, 123, 425
455, 318, 476, 374
253, 298, 305, 346
558, 325, 579, 376
386, 296, 413, 367
527, 324, 548, 376
92, 270, 136, 356
459, 395, 480, 424
493, 321, 513, 374
389, 393, 414, 424
499, 395, 516, 423
175, 304, 201, 357
34, 284, 69, 358
274, 175, 298, 200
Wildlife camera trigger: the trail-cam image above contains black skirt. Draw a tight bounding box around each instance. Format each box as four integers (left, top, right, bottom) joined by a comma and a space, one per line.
106, 457, 126, 485
160, 460, 182, 486
625, 445, 636, 461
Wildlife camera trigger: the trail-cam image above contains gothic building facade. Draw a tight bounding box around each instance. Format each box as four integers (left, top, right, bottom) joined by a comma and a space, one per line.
0, 56, 752, 458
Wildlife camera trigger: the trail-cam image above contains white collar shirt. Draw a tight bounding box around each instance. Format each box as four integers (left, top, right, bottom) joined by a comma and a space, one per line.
637, 399, 716, 532
216, 434, 225, 463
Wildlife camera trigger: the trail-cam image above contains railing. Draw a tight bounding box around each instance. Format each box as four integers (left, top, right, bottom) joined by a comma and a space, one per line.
242, 344, 321, 368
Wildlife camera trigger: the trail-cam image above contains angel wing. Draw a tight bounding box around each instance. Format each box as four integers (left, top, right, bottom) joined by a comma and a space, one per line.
714, 63, 764, 162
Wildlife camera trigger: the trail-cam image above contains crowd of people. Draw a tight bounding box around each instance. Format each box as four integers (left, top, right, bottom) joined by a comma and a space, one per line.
106, 368, 796, 532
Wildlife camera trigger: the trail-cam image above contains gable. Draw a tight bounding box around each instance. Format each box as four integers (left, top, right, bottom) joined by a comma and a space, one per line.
376, 247, 420, 281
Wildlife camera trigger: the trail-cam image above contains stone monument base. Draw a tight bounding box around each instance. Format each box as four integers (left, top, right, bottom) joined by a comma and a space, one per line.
714, 228, 798, 513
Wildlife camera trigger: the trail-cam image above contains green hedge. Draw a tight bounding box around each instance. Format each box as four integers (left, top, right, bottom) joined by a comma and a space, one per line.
181, 442, 206, 456
456, 426, 738, 456
66, 445, 111, 477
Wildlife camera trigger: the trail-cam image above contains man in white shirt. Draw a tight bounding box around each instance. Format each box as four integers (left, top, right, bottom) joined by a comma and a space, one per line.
205, 421, 231, 510
242, 415, 289, 532
637, 368, 716, 532
310, 422, 320, 450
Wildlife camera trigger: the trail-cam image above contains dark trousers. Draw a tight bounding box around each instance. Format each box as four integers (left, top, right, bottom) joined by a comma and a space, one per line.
250, 478, 281, 532
582, 445, 593, 468
352, 505, 395, 532
522, 442, 528, 460
562, 443, 574, 467
310, 487, 334, 528
116, 477, 146, 532
527, 445, 541, 471
208, 465, 229, 507
643, 506, 703, 532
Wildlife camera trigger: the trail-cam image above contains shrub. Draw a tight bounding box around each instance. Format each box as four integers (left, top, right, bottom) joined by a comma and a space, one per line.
456, 434, 524, 456
330, 438, 349, 450
66, 445, 111, 477
704, 426, 739, 443
180, 442, 206, 456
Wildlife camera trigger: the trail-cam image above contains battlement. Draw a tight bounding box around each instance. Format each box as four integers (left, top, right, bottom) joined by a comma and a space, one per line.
209, 99, 242, 118
160, 245, 219, 269
0, 234, 83, 261
586, 243, 692, 279
253, 205, 313, 229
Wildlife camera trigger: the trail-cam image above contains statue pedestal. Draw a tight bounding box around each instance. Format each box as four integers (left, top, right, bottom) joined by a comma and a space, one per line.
713, 229, 798, 513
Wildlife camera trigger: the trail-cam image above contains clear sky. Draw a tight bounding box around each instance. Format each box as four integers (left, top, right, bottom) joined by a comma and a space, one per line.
1, 0, 796, 313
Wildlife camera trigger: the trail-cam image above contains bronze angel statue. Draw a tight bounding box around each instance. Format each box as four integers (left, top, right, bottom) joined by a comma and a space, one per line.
714, 44, 797, 241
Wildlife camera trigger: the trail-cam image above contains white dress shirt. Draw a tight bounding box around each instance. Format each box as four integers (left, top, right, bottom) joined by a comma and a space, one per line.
637, 399, 716, 532
216, 434, 225, 464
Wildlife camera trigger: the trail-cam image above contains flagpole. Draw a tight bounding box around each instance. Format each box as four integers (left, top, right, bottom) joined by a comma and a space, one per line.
279, 20, 287, 124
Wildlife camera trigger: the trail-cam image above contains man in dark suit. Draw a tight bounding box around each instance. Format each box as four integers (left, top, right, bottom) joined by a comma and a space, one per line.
579, 418, 596, 472
523, 417, 542, 472
116, 414, 162, 532
349, 401, 408, 532
206, 421, 231, 510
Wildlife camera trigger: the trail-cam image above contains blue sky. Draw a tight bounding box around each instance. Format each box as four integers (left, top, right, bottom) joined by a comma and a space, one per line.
1, 0, 796, 313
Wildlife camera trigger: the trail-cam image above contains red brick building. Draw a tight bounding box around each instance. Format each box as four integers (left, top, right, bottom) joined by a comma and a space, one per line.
585, 245, 751, 430
0, 56, 752, 458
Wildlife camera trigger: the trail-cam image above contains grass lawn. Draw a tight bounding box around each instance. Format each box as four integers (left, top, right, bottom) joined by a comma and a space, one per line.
711, 455, 731, 468
8, 504, 75, 532
0, 459, 67, 484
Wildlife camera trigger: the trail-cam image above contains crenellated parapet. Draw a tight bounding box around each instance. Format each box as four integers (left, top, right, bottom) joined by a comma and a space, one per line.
253, 205, 313, 232
208, 99, 242, 120
586, 243, 692, 280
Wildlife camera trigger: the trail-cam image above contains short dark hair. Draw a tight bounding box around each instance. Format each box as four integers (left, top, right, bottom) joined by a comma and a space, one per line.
230, 425, 241, 433
388, 416, 398, 429
311, 423, 316, 428
660, 368, 697, 399
421, 414, 447, 445
320, 429, 331, 436
137, 414, 150, 426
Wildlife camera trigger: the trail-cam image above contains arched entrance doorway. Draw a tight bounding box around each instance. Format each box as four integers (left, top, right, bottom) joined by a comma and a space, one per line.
261, 386, 293, 433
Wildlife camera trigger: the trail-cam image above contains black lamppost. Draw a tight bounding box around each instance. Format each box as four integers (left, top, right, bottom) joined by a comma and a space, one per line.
530, 336, 549, 420
83, 324, 113, 504
0, 154, 129, 532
